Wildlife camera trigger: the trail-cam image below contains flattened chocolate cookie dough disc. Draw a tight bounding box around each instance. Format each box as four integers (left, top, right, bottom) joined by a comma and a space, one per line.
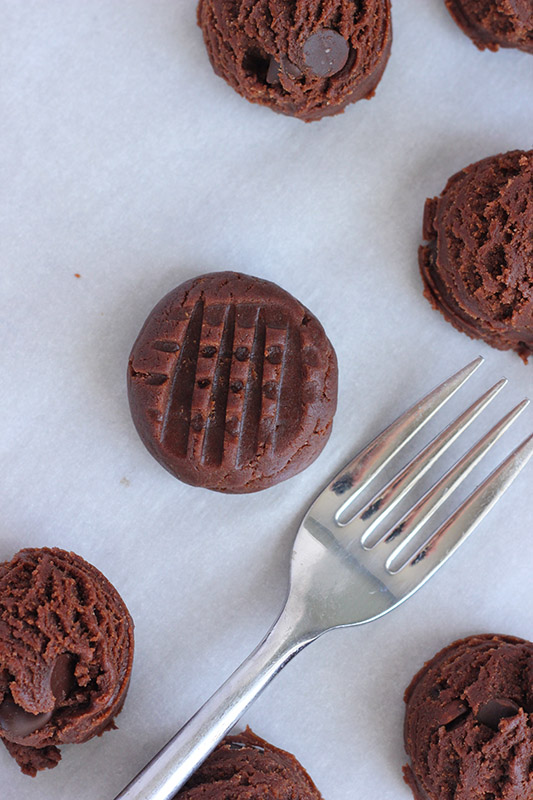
0, 548, 134, 776
403, 634, 533, 800
176, 727, 323, 799
196, 0, 392, 122
128, 271, 338, 493
419, 150, 533, 361
444, 0, 533, 53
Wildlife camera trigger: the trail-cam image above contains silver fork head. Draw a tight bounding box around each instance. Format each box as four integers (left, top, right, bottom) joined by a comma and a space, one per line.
289, 358, 533, 632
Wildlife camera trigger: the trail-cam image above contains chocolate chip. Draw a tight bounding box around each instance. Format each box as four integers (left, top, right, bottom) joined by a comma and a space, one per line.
439, 701, 468, 729
266, 345, 283, 364
266, 55, 303, 85
230, 380, 244, 393
302, 29, 349, 78
0, 653, 76, 737
476, 698, 520, 730
50, 654, 76, 704
201, 345, 217, 358
234, 346, 249, 361
0, 697, 52, 737
197, 378, 211, 389
266, 57, 281, 85
280, 55, 303, 79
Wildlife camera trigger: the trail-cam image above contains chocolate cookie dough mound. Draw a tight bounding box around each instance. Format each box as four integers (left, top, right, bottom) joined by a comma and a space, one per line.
419, 150, 533, 361
177, 727, 323, 799
404, 634, 533, 800
197, 0, 392, 121
444, 0, 533, 53
128, 271, 338, 493
0, 548, 134, 776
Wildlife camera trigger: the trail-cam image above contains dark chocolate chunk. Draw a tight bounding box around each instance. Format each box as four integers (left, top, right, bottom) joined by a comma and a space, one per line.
49, 654, 76, 704
280, 55, 303, 79
476, 698, 520, 730
266, 57, 280, 84
0, 697, 52, 738
267, 55, 303, 84
302, 29, 349, 77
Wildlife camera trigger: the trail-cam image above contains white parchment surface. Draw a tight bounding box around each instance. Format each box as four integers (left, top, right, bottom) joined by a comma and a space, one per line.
1, 1, 532, 798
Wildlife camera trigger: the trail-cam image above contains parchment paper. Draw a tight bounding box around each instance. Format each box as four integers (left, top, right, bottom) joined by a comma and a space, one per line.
1, 1, 532, 798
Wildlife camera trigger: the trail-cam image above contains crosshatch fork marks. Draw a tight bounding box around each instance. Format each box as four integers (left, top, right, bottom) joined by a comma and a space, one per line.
273, 322, 302, 453
202, 304, 236, 466
236, 307, 266, 469
160, 300, 308, 469
161, 299, 204, 456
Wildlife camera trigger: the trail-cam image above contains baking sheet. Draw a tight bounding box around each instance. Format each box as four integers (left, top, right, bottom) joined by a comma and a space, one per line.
1, 1, 532, 798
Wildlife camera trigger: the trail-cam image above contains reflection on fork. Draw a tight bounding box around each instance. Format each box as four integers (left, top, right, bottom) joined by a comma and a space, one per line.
116, 356, 533, 800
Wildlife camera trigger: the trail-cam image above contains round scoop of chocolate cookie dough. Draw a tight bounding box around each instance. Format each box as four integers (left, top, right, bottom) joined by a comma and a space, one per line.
444, 0, 533, 53
404, 634, 533, 800
0, 548, 134, 776
197, 0, 392, 121
419, 150, 533, 361
176, 727, 323, 799
128, 271, 338, 493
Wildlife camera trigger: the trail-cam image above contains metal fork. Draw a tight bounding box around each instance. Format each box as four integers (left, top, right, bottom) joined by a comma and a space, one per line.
115, 357, 533, 800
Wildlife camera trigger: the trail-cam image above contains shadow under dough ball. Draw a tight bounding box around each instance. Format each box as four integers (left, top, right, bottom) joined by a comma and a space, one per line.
176, 727, 323, 799
444, 0, 533, 52
404, 634, 533, 800
0, 548, 134, 776
197, 0, 392, 121
419, 149, 533, 361
128, 271, 338, 493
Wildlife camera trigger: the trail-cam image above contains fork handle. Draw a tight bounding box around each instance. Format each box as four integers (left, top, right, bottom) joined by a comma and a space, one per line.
114, 603, 318, 800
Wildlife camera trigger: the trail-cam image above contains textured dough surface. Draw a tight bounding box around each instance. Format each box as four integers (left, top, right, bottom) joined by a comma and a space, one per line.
197, 0, 392, 121
444, 0, 533, 52
404, 634, 533, 800
419, 150, 533, 361
128, 271, 338, 493
176, 727, 323, 799
0, 548, 134, 775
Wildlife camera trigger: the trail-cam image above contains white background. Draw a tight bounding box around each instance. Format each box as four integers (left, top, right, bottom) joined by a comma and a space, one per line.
1, 1, 532, 798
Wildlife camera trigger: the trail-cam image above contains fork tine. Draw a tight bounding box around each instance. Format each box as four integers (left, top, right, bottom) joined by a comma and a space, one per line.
350, 379, 507, 543
385, 399, 529, 568
388, 432, 533, 594
327, 357, 483, 521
